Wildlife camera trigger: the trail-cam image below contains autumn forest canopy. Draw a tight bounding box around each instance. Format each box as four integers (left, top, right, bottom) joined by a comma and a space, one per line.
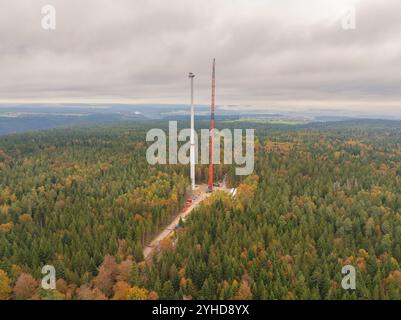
0, 119, 401, 300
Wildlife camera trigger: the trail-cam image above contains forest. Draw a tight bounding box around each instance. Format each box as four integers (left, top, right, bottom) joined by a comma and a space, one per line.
0, 119, 400, 300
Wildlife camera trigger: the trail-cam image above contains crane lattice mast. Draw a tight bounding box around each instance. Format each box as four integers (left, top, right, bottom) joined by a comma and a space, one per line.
208, 59, 215, 192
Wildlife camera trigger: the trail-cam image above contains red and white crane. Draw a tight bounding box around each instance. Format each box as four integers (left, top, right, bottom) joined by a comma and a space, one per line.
208, 59, 215, 193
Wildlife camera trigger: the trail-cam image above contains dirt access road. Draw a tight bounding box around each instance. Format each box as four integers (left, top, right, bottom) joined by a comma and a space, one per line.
143, 183, 229, 260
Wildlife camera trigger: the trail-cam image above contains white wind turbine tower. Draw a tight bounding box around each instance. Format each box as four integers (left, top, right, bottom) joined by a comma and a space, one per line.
189, 72, 196, 191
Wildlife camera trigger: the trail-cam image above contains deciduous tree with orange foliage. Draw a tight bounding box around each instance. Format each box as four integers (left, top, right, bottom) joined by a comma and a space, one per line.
13, 273, 38, 300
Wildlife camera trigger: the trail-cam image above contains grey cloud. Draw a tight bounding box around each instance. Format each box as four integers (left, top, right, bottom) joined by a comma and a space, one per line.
0, 0, 400, 116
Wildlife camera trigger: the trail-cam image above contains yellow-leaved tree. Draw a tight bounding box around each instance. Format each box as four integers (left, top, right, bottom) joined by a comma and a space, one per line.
0, 269, 12, 300
126, 286, 149, 300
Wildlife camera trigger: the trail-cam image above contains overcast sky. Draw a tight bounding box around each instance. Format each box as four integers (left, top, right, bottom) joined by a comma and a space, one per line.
1, 0, 401, 116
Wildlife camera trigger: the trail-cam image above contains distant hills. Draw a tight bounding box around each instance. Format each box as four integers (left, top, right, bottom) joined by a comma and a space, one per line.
0, 103, 399, 136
